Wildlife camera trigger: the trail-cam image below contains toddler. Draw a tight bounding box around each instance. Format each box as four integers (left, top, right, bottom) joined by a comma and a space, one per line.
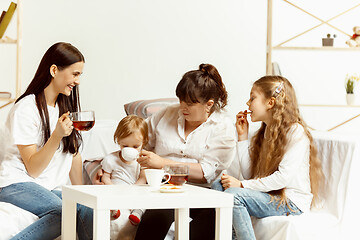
101, 115, 148, 225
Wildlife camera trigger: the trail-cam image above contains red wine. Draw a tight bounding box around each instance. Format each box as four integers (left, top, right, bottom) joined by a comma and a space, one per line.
169, 174, 188, 185
73, 121, 95, 131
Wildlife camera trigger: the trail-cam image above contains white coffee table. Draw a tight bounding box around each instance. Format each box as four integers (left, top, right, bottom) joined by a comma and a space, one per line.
62, 184, 233, 240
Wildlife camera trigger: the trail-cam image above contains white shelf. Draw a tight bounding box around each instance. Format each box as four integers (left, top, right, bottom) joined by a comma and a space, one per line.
266, 0, 360, 74
0, 98, 14, 101
0, 0, 21, 110
273, 46, 360, 51
0, 37, 17, 44
266, 0, 360, 131
0, 98, 15, 109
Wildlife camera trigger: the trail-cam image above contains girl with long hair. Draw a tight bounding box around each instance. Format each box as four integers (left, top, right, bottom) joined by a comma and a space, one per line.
0, 42, 92, 239
212, 75, 323, 240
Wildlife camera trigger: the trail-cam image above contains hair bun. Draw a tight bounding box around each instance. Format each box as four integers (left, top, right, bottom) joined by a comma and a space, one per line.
198, 63, 222, 84
176, 63, 228, 111
199, 63, 211, 74
198, 63, 227, 109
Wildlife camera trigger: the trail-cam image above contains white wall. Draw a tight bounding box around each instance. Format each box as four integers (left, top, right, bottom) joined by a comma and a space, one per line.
1, 0, 360, 133
0, 0, 266, 124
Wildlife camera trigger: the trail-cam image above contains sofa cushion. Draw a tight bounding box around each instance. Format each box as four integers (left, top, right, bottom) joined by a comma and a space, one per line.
0, 202, 38, 240
253, 212, 339, 240
124, 98, 178, 118
83, 159, 103, 185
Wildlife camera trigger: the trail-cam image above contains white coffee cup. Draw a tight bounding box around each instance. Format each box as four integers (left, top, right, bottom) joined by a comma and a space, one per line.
121, 147, 139, 162
145, 169, 170, 188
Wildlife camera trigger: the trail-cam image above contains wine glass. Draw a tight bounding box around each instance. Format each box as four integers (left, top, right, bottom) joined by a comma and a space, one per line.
69, 111, 95, 131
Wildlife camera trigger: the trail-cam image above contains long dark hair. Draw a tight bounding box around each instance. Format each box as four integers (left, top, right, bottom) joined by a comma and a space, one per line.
175, 63, 228, 113
16, 42, 84, 154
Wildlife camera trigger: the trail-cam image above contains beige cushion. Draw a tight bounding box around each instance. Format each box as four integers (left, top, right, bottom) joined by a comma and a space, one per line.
124, 98, 178, 118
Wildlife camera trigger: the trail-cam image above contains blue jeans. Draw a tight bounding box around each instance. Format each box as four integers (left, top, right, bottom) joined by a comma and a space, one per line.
0, 182, 93, 240
212, 179, 302, 240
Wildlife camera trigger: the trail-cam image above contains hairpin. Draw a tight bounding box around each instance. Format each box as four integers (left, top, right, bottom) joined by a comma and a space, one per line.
273, 81, 284, 97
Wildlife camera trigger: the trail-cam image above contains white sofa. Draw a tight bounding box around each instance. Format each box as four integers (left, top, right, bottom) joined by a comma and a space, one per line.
1, 98, 359, 239
249, 131, 360, 240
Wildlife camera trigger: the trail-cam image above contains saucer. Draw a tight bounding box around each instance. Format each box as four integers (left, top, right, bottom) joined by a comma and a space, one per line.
159, 185, 185, 193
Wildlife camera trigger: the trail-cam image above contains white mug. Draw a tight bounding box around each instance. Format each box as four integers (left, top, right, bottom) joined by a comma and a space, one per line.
121, 147, 139, 162
145, 169, 170, 188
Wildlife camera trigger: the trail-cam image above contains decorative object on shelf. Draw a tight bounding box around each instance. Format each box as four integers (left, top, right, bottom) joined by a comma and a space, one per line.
346, 93, 356, 105
0, 2, 17, 39
345, 74, 360, 105
322, 34, 336, 47
345, 26, 360, 47
0, 11, 6, 25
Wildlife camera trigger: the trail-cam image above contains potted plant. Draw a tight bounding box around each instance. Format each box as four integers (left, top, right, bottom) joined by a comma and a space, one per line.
322, 34, 336, 47
345, 74, 360, 105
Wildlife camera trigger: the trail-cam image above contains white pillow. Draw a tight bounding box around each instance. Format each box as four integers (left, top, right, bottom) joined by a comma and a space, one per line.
0, 202, 38, 240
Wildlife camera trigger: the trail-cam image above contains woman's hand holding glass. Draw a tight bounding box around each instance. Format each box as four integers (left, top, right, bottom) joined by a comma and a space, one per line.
221, 173, 242, 189
53, 112, 73, 138
137, 150, 166, 169
236, 111, 249, 141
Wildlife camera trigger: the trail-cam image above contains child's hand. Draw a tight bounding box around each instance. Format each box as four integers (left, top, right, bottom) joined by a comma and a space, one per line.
221, 173, 242, 189
93, 168, 105, 185
101, 171, 113, 185
135, 169, 147, 185
236, 111, 249, 141
137, 150, 164, 169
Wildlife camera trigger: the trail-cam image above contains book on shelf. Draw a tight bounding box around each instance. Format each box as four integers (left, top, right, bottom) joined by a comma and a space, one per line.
0, 2, 17, 39
0, 92, 11, 98
0, 11, 6, 25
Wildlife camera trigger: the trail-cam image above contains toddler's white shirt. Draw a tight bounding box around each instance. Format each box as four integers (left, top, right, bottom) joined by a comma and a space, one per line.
101, 150, 140, 185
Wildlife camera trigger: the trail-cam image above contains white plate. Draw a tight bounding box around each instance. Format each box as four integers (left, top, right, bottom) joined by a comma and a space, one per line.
159, 185, 185, 193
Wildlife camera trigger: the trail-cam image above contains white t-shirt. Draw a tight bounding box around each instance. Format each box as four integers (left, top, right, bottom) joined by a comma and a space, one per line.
228, 123, 313, 212
101, 150, 140, 185
0, 94, 73, 190
146, 104, 236, 184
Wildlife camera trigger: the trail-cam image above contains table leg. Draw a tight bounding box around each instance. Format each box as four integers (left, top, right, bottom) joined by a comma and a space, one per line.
62, 199, 77, 240
215, 207, 232, 240
93, 209, 110, 240
175, 208, 189, 240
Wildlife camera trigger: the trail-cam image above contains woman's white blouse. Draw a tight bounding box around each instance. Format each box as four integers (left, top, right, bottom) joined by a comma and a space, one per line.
146, 104, 236, 184
228, 124, 313, 212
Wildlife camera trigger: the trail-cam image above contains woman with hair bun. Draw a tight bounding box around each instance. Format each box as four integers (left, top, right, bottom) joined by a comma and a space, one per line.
134, 64, 236, 240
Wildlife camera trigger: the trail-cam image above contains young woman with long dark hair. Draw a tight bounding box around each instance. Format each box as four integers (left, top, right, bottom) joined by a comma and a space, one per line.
0, 42, 93, 240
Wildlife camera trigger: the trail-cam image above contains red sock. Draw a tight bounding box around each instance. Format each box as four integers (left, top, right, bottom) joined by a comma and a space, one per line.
129, 214, 141, 225
111, 209, 121, 219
